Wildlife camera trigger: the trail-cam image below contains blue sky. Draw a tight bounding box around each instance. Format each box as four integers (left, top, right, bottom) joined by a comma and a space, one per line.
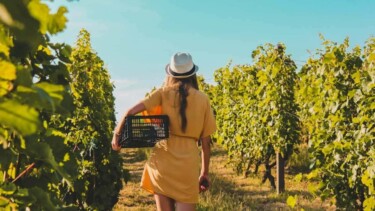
47, 0, 375, 120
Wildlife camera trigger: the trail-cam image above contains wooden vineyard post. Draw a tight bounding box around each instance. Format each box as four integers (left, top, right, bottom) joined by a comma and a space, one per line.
276, 152, 285, 194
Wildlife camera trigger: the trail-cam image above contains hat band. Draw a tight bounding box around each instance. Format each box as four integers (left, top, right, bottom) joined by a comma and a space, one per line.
169, 65, 196, 77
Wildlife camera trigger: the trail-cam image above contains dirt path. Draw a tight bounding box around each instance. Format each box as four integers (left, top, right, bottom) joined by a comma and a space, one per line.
113, 149, 154, 210
113, 146, 334, 210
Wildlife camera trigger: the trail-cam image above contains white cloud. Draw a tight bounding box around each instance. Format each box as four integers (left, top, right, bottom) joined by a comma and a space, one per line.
112, 78, 138, 89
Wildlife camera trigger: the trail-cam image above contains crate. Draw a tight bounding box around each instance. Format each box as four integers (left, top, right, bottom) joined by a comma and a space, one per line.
119, 115, 169, 148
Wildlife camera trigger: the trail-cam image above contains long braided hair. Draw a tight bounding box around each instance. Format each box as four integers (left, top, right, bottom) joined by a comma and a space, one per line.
164, 74, 199, 132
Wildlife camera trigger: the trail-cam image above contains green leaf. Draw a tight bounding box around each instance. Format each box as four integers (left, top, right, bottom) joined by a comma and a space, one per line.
361, 169, 374, 193
0, 99, 41, 135
0, 61, 16, 80
370, 102, 375, 110
48, 6, 68, 34
351, 71, 361, 84
28, 1, 67, 35
27, 0, 50, 34
25, 141, 73, 186
28, 187, 56, 211
286, 195, 297, 208
0, 60, 16, 97
0, 26, 11, 57
14, 82, 66, 113
44, 132, 78, 178
16, 85, 53, 111
35, 82, 65, 104
307, 169, 319, 180
271, 63, 281, 78
0, 149, 17, 174
235, 134, 243, 144
0, 80, 12, 96
0, 183, 16, 195
324, 52, 336, 63
0, 196, 9, 206
15, 68, 33, 87
0, 0, 41, 57
348, 90, 356, 99
364, 197, 375, 211
294, 173, 303, 182
15, 188, 29, 197
368, 52, 375, 62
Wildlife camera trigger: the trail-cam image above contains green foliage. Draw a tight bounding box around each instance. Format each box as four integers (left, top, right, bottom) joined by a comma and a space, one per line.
208, 43, 300, 176
60, 29, 125, 210
287, 143, 310, 173
296, 37, 375, 209
205, 38, 374, 209
0, 2, 124, 210
0, 0, 78, 210
252, 44, 300, 156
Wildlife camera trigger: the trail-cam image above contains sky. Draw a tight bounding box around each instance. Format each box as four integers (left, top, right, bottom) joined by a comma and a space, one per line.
47, 0, 375, 121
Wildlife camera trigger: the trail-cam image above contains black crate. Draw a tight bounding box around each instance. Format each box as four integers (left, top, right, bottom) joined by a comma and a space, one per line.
119, 115, 169, 148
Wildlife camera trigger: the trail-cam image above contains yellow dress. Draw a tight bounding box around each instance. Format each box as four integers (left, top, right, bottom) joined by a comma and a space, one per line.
140, 86, 216, 203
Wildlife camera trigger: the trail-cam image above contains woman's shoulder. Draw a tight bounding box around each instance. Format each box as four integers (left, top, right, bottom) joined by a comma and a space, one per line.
190, 89, 210, 101
156, 86, 209, 100
159, 86, 178, 93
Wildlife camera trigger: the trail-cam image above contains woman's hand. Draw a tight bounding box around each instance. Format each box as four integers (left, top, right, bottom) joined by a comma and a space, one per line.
111, 102, 146, 151
111, 133, 121, 151
199, 174, 210, 192
199, 136, 211, 192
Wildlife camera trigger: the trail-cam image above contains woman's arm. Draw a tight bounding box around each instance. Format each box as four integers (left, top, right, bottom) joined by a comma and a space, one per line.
199, 136, 211, 192
111, 102, 147, 151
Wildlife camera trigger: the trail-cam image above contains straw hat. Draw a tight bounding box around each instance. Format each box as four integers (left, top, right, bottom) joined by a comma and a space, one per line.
165, 52, 199, 78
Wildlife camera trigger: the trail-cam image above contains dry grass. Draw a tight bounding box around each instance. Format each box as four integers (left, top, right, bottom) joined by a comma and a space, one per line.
197, 148, 335, 211
113, 146, 335, 211
113, 148, 155, 211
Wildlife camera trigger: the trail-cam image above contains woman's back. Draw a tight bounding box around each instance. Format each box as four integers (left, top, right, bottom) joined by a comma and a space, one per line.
143, 86, 216, 140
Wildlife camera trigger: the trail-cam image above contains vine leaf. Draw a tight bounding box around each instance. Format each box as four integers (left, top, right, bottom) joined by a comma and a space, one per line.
0, 182, 16, 195
29, 187, 56, 211
286, 195, 297, 208
0, 61, 16, 80
0, 100, 41, 135
24, 141, 73, 186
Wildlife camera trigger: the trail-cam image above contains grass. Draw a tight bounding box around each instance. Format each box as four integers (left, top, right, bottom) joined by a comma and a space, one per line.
113, 149, 154, 211
113, 145, 335, 211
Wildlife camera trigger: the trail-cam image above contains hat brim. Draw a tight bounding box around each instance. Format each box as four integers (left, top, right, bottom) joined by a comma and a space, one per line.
165, 64, 199, 78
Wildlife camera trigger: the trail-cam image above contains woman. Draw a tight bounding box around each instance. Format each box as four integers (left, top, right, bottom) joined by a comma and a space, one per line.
112, 52, 216, 211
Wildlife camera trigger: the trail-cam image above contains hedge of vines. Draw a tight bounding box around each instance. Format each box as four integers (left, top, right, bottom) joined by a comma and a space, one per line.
202, 39, 374, 210
297, 37, 375, 210
0, 1, 125, 210
206, 44, 299, 187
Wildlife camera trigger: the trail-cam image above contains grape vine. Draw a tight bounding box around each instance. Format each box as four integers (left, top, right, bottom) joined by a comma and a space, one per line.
296, 37, 375, 210
207, 43, 300, 187
0, 1, 124, 210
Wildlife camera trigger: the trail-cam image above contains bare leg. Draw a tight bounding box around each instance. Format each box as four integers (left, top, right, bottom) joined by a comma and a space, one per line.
175, 201, 196, 211
154, 193, 175, 211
